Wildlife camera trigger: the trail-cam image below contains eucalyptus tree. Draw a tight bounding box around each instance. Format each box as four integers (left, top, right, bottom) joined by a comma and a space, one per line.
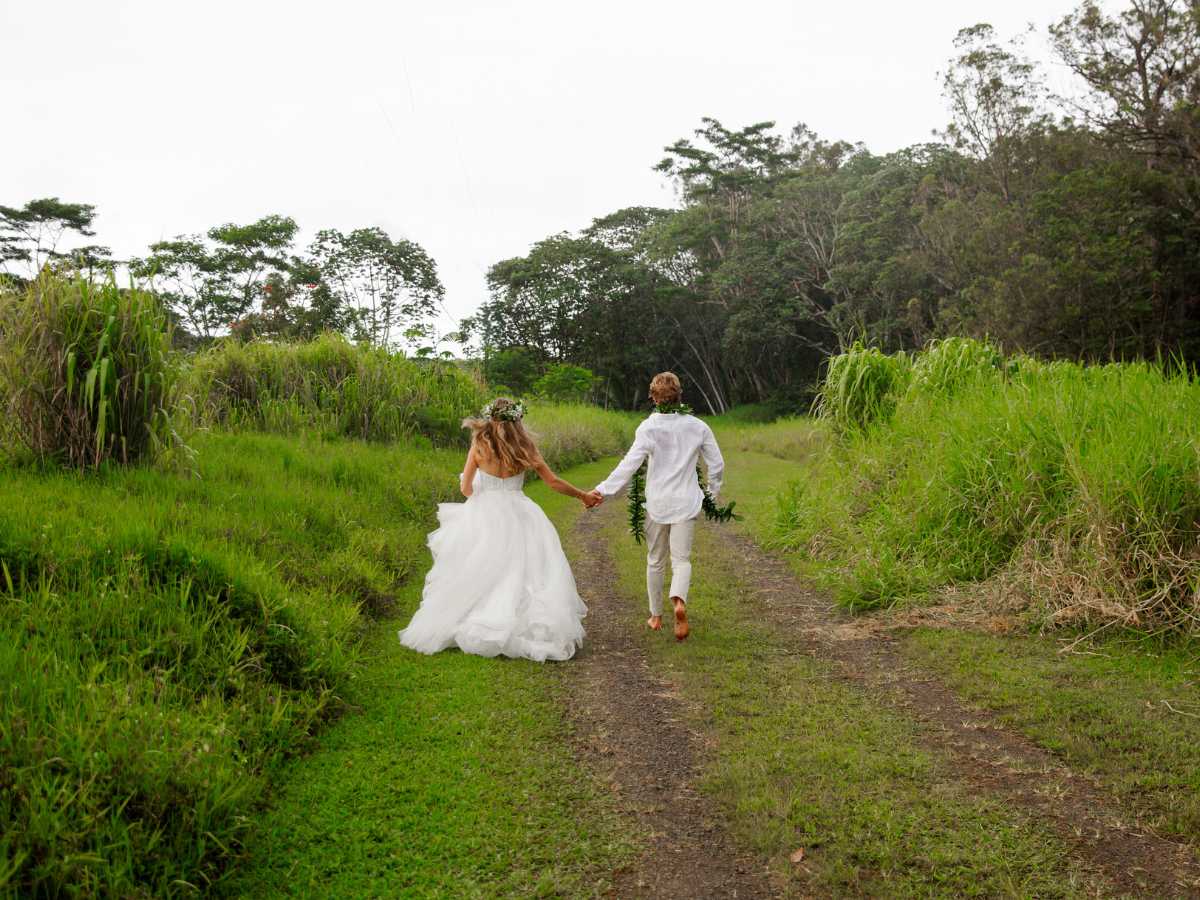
1051, 0, 1200, 175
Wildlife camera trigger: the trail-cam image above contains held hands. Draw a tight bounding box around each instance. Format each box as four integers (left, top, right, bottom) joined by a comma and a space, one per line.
581, 489, 604, 509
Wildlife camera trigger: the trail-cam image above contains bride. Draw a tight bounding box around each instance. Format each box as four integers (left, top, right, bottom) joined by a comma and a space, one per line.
398, 398, 598, 662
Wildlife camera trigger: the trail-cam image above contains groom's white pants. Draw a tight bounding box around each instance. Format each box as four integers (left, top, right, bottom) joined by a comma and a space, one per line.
645, 516, 697, 616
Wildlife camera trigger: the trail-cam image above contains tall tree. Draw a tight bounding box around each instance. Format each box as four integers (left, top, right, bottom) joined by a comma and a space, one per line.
307, 227, 443, 348
1051, 0, 1200, 173
131, 215, 298, 341
0, 198, 104, 283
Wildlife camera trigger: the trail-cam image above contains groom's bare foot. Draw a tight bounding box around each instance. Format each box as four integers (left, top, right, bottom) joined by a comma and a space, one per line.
672, 597, 689, 641
647, 615, 663, 631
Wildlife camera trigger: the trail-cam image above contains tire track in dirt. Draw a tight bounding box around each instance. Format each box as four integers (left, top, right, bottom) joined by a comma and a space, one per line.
564, 504, 778, 899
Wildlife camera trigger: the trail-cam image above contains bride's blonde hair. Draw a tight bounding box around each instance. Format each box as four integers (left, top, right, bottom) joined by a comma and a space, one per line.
463, 398, 540, 474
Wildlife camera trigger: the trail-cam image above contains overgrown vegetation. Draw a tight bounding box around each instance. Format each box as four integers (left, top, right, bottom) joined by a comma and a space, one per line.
0, 273, 187, 468
523, 402, 637, 471
779, 339, 1200, 633
181, 333, 487, 445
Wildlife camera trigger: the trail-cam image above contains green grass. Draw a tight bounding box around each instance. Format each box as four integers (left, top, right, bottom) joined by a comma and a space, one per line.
0, 431, 462, 896
599, 508, 1092, 897
708, 413, 826, 463
523, 404, 638, 471
695, 432, 1200, 883
0, 394, 638, 898
902, 628, 1200, 842
224, 458, 636, 898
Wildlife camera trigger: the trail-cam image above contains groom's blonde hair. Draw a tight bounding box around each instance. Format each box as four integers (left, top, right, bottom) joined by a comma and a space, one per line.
649, 372, 682, 404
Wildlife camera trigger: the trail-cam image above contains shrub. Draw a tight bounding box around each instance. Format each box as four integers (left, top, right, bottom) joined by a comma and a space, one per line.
532, 363, 597, 403
524, 402, 638, 471
815, 342, 912, 430
0, 273, 186, 468
181, 333, 486, 445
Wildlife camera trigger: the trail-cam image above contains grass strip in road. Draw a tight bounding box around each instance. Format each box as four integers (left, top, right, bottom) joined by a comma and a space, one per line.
601, 510, 1094, 897
226, 459, 633, 898
902, 628, 1200, 844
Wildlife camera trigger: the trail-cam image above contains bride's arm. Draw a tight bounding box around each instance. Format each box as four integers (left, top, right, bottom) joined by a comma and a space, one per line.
532, 455, 587, 502
460, 440, 479, 497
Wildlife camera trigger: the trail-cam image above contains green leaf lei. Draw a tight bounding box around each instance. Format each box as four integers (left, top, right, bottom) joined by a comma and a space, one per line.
626, 404, 742, 544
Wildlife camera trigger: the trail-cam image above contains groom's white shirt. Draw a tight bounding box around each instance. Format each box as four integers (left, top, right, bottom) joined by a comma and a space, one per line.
594, 413, 725, 524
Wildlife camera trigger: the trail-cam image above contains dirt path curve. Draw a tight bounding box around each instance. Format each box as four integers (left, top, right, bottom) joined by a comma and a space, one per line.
564, 505, 779, 899
713, 525, 1200, 900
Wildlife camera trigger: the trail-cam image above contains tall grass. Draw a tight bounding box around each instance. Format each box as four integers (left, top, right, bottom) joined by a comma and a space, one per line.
524, 402, 638, 471
0, 272, 187, 468
779, 340, 1200, 633
182, 334, 487, 445
815, 342, 912, 430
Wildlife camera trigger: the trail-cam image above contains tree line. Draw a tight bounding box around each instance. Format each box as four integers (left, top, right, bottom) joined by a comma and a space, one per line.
475, 0, 1200, 412
0, 201, 450, 353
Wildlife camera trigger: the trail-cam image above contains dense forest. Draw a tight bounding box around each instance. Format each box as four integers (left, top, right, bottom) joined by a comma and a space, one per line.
477, 0, 1200, 411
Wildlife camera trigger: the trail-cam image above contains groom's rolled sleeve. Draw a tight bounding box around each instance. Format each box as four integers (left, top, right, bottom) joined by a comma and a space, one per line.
594, 430, 650, 497
700, 426, 725, 502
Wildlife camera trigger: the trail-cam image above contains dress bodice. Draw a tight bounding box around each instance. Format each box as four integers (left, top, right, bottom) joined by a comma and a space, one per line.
473, 469, 526, 493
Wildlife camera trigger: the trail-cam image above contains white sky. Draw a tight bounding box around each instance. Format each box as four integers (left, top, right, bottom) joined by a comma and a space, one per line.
2, 0, 1083, 338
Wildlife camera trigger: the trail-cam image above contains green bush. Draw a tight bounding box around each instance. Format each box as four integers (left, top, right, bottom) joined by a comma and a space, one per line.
524, 402, 639, 471
815, 342, 912, 431
531, 363, 596, 403
0, 272, 187, 468
182, 334, 486, 445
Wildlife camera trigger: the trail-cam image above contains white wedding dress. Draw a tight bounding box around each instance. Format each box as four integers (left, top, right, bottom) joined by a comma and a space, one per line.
398, 469, 586, 662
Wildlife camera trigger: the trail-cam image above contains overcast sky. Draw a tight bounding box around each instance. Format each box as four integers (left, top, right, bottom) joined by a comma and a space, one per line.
3, 0, 1084, 337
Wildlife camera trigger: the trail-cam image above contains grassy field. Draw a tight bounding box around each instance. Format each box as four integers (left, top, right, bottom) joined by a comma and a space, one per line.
5, 294, 1200, 896
0, 431, 461, 895
225, 460, 637, 898
702, 421, 1200, 868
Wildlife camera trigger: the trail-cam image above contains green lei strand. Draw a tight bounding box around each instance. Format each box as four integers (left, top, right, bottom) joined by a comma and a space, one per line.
652, 401, 693, 415
625, 406, 742, 543
698, 465, 741, 525
629, 462, 648, 544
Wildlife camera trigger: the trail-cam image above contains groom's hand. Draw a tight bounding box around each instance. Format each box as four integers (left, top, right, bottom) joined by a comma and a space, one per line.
583, 489, 604, 508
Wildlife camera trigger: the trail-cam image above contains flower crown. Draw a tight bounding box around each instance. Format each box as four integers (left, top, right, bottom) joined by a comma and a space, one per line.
481, 400, 526, 423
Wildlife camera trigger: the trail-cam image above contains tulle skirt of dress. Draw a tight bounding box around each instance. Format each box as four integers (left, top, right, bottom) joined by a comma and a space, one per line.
398, 475, 586, 662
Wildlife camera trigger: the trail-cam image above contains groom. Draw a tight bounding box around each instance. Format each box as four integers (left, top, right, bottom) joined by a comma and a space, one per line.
588, 372, 725, 641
